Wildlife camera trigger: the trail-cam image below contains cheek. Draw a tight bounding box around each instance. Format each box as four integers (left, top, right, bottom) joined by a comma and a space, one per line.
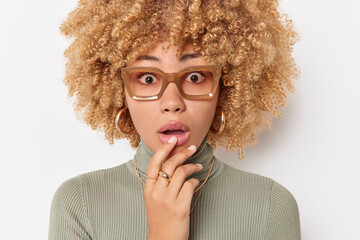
127, 102, 156, 131
125, 91, 157, 133
188, 100, 218, 131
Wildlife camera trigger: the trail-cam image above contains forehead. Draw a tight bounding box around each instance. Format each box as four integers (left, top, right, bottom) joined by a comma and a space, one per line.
127, 42, 208, 69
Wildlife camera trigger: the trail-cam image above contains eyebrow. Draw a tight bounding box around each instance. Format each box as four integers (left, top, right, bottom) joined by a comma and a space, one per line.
135, 53, 201, 62
179, 53, 201, 61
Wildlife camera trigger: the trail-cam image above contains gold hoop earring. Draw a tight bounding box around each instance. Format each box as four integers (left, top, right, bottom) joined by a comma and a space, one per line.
210, 108, 225, 135
115, 107, 136, 134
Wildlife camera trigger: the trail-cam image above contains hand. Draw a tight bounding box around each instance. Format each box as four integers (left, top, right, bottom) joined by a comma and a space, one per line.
144, 136, 202, 240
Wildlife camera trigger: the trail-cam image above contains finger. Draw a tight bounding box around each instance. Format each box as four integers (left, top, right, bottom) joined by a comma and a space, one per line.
144, 136, 177, 187
167, 163, 202, 196
177, 178, 200, 210
156, 145, 197, 187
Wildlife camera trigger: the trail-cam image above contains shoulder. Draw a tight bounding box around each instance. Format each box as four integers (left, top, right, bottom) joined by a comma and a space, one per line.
49, 174, 91, 238
220, 164, 301, 239
265, 180, 301, 239
268, 180, 300, 215
219, 163, 275, 192
61, 160, 133, 188
222, 163, 299, 210
78, 161, 133, 185
49, 161, 136, 238
51, 161, 132, 206
51, 173, 87, 211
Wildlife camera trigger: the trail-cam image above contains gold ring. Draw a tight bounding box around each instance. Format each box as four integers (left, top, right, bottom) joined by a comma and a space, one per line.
158, 170, 172, 182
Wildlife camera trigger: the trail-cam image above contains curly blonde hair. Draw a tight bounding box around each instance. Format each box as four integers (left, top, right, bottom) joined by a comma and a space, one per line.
60, 0, 299, 159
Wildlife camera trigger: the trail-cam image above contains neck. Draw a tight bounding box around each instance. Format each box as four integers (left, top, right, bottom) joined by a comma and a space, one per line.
134, 134, 221, 183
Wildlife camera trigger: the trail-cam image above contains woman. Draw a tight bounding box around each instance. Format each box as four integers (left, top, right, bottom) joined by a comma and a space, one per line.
49, 0, 301, 239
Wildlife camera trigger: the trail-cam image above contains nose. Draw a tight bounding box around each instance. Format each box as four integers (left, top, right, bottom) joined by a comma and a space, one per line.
159, 82, 186, 114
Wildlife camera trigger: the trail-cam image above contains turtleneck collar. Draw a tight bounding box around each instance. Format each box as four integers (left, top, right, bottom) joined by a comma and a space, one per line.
131, 134, 223, 184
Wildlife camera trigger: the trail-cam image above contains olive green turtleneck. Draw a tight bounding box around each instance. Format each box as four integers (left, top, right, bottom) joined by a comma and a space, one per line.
49, 135, 301, 239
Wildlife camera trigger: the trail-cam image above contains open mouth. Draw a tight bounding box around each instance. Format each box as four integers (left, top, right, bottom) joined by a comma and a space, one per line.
158, 121, 190, 145
161, 129, 186, 135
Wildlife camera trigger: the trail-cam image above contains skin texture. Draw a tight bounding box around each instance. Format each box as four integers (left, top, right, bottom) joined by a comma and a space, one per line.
125, 42, 220, 158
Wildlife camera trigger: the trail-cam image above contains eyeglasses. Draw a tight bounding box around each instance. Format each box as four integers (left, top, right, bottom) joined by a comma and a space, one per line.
121, 65, 221, 100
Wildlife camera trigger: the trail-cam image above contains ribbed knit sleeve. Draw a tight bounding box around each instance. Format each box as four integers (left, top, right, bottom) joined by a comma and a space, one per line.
265, 181, 301, 240
49, 175, 93, 240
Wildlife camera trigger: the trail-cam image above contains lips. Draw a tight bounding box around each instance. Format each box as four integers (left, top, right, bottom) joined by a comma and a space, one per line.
158, 121, 189, 133
158, 121, 190, 145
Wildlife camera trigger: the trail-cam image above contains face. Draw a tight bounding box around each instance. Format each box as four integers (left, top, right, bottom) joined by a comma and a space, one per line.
124, 42, 220, 157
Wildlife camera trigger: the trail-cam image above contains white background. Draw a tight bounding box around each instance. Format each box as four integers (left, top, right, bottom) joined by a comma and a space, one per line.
1, 0, 359, 239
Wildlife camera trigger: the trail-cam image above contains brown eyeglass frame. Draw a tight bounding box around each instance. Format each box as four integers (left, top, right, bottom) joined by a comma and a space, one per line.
120, 65, 221, 100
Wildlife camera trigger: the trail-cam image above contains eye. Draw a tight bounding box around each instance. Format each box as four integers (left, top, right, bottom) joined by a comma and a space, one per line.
185, 72, 205, 83
137, 73, 159, 85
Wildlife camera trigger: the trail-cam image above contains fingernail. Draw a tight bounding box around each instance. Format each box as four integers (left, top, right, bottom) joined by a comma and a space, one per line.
187, 145, 196, 151
196, 163, 202, 168
168, 136, 177, 143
